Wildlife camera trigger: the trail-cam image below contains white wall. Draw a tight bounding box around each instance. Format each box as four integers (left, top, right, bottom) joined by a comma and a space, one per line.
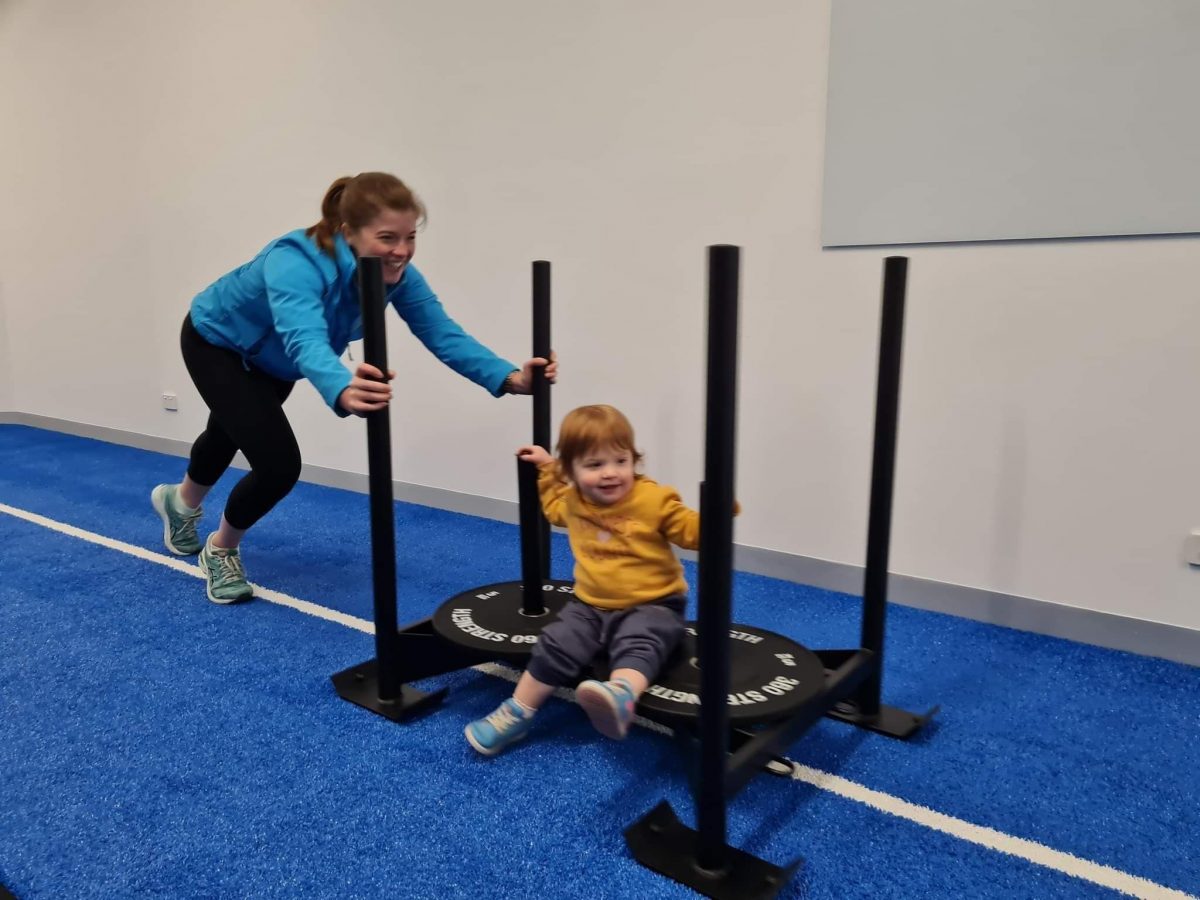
1, 0, 1197, 631
0, 282, 11, 412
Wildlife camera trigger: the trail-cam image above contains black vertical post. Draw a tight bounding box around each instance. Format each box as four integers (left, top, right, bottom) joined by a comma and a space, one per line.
857, 256, 908, 715
332, 256, 446, 723
533, 261, 552, 578
517, 460, 546, 615
624, 243, 800, 896
696, 244, 740, 873
518, 261, 552, 614
358, 256, 400, 701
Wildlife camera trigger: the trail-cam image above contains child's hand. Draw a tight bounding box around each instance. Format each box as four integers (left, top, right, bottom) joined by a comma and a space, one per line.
516, 445, 553, 466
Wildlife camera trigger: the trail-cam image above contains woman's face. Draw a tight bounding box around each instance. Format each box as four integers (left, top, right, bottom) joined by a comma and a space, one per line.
344, 208, 419, 285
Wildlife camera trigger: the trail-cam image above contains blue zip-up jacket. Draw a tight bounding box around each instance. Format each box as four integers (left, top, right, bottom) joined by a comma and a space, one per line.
189, 229, 516, 413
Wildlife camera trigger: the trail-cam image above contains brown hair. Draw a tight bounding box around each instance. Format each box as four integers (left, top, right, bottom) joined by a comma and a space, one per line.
306, 172, 426, 257
555, 405, 644, 479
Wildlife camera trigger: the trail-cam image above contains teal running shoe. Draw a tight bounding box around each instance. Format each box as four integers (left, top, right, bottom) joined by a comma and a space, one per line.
197, 533, 254, 604
151, 483, 203, 555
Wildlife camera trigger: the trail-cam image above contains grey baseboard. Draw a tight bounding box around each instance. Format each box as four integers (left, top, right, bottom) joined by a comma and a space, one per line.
736, 546, 1199, 668
3, 411, 1197, 666
0, 412, 520, 523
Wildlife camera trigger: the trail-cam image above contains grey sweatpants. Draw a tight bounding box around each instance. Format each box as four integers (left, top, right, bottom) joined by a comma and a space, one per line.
525, 595, 687, 688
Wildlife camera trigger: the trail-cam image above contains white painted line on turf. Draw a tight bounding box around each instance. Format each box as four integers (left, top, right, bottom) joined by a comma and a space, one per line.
1, 501, 1194, 900
788, 764, 1194, 900
0, 502, 373, 635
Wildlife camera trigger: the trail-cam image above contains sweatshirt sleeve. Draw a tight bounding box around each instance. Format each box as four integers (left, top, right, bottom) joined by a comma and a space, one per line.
659, 487, 702, 550
261, 245, 352, 412
536, 464, 571, 527
390, 266, 517, 396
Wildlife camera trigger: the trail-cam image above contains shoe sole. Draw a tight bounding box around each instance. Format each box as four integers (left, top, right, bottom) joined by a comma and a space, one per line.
464, 724, 526, 756
197, 551, 254, 605
576, 682, 631, 740
150, 486, 200, 556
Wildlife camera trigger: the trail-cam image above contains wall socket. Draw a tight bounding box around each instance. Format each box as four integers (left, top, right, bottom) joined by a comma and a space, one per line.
1185, 530, 1200, 568
161, 392, 178, 411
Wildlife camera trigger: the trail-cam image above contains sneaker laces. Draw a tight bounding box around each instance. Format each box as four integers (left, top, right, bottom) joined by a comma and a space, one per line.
175, 506, 202, 537
609, 678, 634, 699
486, 702, 525, 733
607, 681, 636, 719
212, 548, 246, 583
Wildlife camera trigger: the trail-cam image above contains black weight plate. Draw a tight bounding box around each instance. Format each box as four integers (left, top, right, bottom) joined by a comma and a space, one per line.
432, 579, 575, 660
638, 622, 826, 725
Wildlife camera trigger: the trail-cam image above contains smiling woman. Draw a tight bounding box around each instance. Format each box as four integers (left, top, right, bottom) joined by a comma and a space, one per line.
148, 171, 559, 607
308, 173, 421, 288
349, 207, 418, 285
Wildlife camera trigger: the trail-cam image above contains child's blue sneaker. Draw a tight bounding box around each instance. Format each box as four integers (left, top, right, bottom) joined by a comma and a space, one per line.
576, 678, 636, 739
465, 698, 535, 756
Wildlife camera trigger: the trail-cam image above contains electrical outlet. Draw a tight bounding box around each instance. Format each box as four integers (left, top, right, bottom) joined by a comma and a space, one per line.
1184, 530, 1200, 567
161, 392, 178, 411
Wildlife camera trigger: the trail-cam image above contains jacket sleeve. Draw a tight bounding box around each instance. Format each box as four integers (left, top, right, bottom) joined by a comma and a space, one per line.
261, 246, 352, 412
536, 464, 571, 527
390, 266, 517, 396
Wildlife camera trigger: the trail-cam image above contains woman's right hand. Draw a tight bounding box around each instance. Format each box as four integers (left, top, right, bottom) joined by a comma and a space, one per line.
516, 445, 553, 466
338, 363, 395, 415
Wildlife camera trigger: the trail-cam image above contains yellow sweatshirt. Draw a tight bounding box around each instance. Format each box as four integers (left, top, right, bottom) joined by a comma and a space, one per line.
537, 467, 700, 609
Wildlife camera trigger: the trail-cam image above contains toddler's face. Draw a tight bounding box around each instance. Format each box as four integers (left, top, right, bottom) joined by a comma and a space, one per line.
571, 443, 635, 506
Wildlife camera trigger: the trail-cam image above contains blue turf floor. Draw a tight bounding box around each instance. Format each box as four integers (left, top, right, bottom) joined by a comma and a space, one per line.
1, 426, 1197, 898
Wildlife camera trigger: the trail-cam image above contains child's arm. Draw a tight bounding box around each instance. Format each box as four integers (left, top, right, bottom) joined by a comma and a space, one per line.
660, 489, 702, 550
518, 445, 570, 527
536, 466, 571, 527
660, 489, 741, 551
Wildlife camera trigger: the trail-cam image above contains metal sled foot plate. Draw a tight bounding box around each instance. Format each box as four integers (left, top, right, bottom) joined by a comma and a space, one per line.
624, 801, 800, 900
331, 660, 447, 722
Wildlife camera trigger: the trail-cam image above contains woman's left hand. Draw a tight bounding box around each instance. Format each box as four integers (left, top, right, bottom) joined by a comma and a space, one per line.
507, 351, 558, 394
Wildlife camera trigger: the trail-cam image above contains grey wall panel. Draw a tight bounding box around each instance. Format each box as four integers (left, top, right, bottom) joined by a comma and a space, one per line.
822, 0, 1200, 246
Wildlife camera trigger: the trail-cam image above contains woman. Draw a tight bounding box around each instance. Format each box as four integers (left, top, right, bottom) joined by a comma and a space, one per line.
152, 172, 556, 603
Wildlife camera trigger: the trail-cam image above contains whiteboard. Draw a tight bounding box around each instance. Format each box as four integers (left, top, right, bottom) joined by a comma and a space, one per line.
821, 0, 1200, 246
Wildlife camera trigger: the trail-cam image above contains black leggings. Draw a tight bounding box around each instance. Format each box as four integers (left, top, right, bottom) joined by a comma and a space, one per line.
181, 315, 300, 530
